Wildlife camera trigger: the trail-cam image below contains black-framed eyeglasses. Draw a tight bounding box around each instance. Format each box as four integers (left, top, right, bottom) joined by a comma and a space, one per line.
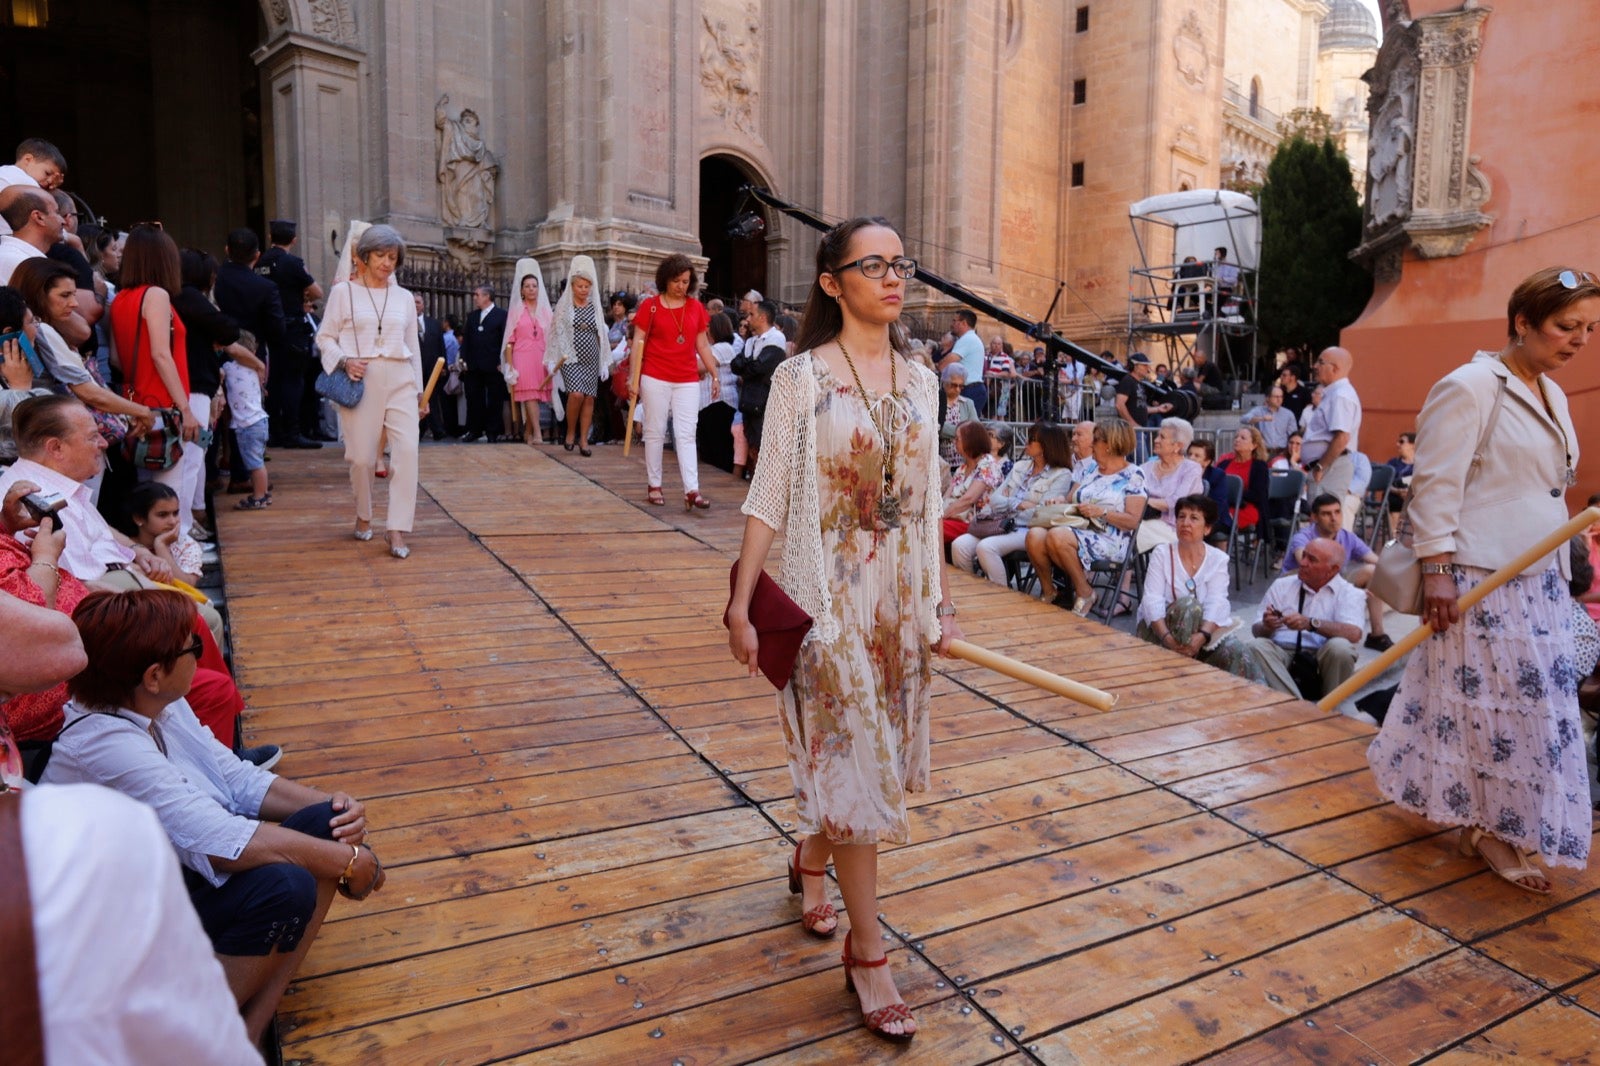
1558, 269, 1596, 289
180, 636, 204, 661
830, 256, 917, 280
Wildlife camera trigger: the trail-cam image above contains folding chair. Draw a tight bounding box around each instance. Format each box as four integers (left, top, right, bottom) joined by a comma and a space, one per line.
1220, 473, 1245, 590
1253, 468, 1305, 582
1358, 463, 1395, 549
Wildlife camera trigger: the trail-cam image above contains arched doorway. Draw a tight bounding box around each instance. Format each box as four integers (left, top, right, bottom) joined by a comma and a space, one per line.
698, 154, 768, 305
0, 0, 266, 246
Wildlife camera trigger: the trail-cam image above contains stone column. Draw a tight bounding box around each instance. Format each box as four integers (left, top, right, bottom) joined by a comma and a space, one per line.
253, 32, 366, 288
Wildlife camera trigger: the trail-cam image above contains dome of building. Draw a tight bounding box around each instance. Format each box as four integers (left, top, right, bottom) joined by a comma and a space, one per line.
1320, 0, 1379, 51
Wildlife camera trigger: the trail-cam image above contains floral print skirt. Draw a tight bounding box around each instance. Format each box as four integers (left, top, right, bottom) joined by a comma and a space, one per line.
1367, 567, 1591, 869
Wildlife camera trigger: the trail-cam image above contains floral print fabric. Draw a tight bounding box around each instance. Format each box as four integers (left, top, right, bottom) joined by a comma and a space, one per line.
780, 362, 938, 845
1069, 464, 1148, 569
1367, 567, 1592, 869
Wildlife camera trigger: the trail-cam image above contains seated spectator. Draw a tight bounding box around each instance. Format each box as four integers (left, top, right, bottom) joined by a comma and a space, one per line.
1246, 538, 1365, 699
1025, 419, 1148, 615
1384, 431, 1416, 537
951, 422, 1074, 586
1068, 419, 1096, 485
1284, 493, 1392, 651
937, 364, 977, 465
43, 588, 385, 1045
1271, 430, 1304, 473
1189, 349, 1224, 401
942, 420, 1002, 544
986, 422, 1014, 480
1186, 437, 1233, 542
1137, 495, 1264, 682
0, 291, 54, 460
128, 482, 204, 586
0, 479, 251, 752
0, 395, 227, 647
1140, 416, 1203, 531
0, 185, 58, 284
1216, 426, 1271, 537
1241, 385, 1297, 454
8, 260, 154, 436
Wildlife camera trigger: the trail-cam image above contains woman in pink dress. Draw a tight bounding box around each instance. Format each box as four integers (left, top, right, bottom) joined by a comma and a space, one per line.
501, 257, 554, 445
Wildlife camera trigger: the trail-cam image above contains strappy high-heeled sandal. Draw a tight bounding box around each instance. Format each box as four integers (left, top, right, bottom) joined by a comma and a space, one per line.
684, 490, 711, 511
841, 931, 916, 1043
1458, 827, 1551, 895
646, 486, 665, 506
786, 839, 837, 939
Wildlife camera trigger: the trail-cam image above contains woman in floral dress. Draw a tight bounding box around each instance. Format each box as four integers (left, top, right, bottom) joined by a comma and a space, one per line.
728, 217, 961, 1042
1368, 266, 1598, 894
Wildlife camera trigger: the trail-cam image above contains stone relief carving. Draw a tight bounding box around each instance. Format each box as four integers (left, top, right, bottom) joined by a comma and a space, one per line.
699, 4, 760, 135
1172, 10, 1212, 90
435, 94, 499, 267
1353, 4, 1492, 281
266, 0, 290, 24
307, 0, 356, 45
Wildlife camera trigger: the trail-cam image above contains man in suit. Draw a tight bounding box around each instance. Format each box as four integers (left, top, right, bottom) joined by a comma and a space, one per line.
254, 219, 324, 442
415, 292, 449, 441
213, 228, 310, 448
459, 284, 506, 442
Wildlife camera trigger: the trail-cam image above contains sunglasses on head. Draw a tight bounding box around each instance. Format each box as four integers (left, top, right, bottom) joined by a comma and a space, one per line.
1558, 269, 1595, 289
130, 220, 164, 232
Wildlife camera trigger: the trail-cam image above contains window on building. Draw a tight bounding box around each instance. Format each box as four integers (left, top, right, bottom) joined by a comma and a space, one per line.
1075, 6, 1089, 33
1073, 78, 1087, 105
1071, 161, 1085, 187
1249, 77, 1262, 119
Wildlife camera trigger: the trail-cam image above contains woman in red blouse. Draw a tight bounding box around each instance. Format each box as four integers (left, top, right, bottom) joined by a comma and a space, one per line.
1217, 425, 1271, 533
627, 254, 721, 509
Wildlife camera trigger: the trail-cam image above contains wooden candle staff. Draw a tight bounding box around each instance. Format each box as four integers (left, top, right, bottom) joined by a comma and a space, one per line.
1318, 506, 1600, 712
420, 357, 445, 408
948, 639, 1117, 712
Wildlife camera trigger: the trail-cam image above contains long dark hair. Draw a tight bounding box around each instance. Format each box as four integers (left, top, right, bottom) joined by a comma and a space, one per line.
791, 216, 910, 357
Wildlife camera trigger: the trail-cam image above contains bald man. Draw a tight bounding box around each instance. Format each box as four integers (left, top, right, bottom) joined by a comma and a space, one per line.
0, 185, 59, 284
1301, 346, 1362, 499
1247, 537, 1365, 699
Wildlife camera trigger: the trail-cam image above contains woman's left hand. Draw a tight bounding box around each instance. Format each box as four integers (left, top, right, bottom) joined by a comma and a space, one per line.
935, 616, 964, 657
328, 791, 368, 842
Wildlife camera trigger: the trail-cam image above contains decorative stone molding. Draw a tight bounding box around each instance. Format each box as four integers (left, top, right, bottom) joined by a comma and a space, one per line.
700, 3, 760, 136
306, 0, 356, 45
1173, 10, 1212, 90
1354, 2, 1492, 278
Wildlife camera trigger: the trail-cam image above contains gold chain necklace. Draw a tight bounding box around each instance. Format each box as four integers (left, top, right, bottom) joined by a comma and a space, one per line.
663, 297, 688, 344
837, 339, 902, 524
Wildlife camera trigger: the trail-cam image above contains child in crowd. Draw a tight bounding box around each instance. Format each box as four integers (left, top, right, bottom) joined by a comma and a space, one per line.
128, 482, 204, 586
222, 330, 271, 510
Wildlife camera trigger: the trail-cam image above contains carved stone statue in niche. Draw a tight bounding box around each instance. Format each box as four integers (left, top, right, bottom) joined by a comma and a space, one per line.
1366, 58, 1415, 228
700, 3, 760, 135
435, 94, 498, 250
1172, 10, 1211, 90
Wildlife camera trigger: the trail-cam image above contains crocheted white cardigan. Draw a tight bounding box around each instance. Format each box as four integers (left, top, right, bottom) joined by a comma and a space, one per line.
740, 351, 944, 646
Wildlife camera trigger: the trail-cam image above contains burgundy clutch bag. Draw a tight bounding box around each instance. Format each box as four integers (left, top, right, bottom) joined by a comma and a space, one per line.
724, 560, 813, 690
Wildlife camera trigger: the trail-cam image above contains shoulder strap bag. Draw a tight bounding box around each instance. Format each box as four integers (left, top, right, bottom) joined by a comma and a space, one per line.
1370, 375, 1506, 614
314, 286, 367, 409
118, 289, 185, 472
0, 792, 46, 1066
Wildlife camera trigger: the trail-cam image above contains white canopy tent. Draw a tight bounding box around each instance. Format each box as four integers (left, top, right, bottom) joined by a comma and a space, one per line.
1128, 189, 1261, 269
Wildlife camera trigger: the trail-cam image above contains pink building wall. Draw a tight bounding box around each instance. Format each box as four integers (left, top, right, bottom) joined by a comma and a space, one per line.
1344, 1, 1600, 503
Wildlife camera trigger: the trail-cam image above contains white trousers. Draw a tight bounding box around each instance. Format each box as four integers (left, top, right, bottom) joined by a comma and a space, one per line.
951, 529, 1030, 585
147, 393, 209, 536
641, 374, 701, 494
337, 358, 420, 532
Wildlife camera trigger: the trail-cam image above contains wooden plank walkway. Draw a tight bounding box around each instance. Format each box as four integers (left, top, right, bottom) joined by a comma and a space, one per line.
213, 441, 1600, 1065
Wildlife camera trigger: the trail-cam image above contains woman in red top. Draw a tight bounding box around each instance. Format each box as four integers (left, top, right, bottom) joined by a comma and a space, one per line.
627, 253, 721, 509
108, 225, 198, 510
1218, 425, 1271, 532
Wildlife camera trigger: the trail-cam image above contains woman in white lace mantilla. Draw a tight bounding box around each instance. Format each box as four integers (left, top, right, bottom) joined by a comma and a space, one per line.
727, 217, 962, 1043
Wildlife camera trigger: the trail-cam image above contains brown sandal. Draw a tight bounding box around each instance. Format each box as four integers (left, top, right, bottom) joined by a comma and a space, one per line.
646, 486, 665, 506
842, 931, 916, 1043
684, 490, 711, 511
786, 840, 837, 939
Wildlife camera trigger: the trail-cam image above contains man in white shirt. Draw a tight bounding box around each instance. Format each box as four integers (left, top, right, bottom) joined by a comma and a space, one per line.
0, 396, 175, 585
1301, 346, 1363, 499
1246, 537, 1366, 698
747, 298, 785, 355
1240, 385, 1298, 452
0, 137, 66, 236
0, 185, 59, 284
947, 309, 987, 414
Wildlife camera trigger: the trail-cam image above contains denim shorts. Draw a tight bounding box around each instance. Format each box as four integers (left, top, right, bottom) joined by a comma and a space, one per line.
234, 419, 269, 473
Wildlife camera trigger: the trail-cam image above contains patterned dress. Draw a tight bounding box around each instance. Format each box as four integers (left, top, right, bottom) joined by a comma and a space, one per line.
1367, 567, 1591, 869
780, 361, 939, 845
1070, 464, 1149, 568
559, 303, 602, 397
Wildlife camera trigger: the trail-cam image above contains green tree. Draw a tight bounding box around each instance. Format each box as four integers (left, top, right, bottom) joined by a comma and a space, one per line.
1256, 134, 1373, 373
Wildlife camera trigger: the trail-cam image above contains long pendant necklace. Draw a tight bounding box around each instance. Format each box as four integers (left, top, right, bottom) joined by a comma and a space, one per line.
363, 280, 392, 340
837, 339, 901, 525
664, 298, 688, 344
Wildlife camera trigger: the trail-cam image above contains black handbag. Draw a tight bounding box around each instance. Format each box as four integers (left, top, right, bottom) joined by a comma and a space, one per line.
1287, 587, 1324, 700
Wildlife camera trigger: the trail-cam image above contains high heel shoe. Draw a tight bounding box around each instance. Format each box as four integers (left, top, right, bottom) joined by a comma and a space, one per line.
1458, 827, 1551, 894
564, 441, 575, 452
646, 486, 665, 506
786, 840, 837, 939
353, 524, 373, 541
684, 490, 710, 511
841, 931, 916, 1042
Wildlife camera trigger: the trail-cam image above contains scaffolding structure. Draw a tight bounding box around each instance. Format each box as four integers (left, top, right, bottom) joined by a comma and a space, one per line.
1126, 190, 1261, 391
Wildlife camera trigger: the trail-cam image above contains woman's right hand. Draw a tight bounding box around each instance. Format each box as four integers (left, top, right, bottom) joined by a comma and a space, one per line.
2, 336, 33, 389
728, 614, 760, 676
1421, 572, 1460, 634
345, 358, 370, 382
30, 515, 65, 568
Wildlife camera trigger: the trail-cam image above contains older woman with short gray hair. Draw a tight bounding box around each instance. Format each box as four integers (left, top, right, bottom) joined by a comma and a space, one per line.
1140, 416, 1203, 529
316, 223, 426, 558
939, 363, 978, 465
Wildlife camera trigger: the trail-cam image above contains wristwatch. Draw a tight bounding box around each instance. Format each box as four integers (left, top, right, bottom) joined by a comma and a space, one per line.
1420, 563, 1455, 576
936, 603, 958, 617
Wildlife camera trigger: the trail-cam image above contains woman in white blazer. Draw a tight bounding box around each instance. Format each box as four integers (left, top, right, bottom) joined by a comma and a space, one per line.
1368, 266, 1598, 895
